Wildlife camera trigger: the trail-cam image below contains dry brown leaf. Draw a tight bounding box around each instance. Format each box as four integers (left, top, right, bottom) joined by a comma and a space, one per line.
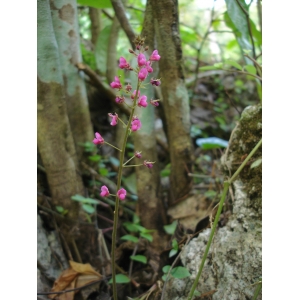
48, 261, 102, 300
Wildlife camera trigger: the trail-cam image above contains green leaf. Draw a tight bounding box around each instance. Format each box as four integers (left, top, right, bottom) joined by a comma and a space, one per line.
95, 26, 112, 75
123, 222, 145, 233
77, 0, 112, 9
224, 59, 243, 71
204, 190, 217, 198
99, 168, 108, 176
250, 158, 262, 169
162, 274, 167, 281
160, 169, 171, 177
82, 204, 95, 214
55, 206, 64, 213
71, 194, 86, 202
88, 155, 101, 162
108, 274, 130, 284
250, 19, 262, 47
169, 249, 178, 258
164, 221, 178, 235
199, 66, 220, 71
130, 255, 147, 264
133, 214, 140, 224
171, 266, 191, 279
172, 239, 178, 251
162, 265, 171, 273
213, 62, 224, 68
120, 235, 139, 243
256, 81, 262, 101
140, 228, 156, 234
109, 156, 120, 167
140, 232, 153, 242
244, 65, 257, 75
196, 137, 228, 150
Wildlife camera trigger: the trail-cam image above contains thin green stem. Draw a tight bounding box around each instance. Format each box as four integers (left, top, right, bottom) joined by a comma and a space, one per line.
123, 164, 143, 168
111, 81, 141, 300
123, 155, 135, 166
104, 141, 122, 152
252, 282, 262, 300
187, 138, 262, 300
118, 117, 127, 127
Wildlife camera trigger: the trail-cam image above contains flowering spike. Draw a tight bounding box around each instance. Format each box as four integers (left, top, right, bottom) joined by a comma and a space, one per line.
93, 132, 104, 145
131, 90, 140, 100
138, 68, 148, 81
131, 116, 142, 131
117, 188, 127, 200
110, 76, 122, 89
108, 113, 118, 126
138, 95, 148, 108
100, 185, 110, 197
149, 50, 160, 61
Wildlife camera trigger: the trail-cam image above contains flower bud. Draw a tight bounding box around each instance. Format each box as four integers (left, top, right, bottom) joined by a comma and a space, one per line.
138, 68, 148, 81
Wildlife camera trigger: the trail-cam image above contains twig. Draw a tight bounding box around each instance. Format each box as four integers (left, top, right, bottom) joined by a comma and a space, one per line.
126, 5, 145, 13
128, 242, 139, 278
111, 0, 136, 49
102, 9, 113, 20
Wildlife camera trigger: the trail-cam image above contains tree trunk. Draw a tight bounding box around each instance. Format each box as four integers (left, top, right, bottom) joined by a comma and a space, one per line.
89, 7, 102, 46
151, 0, 194, 205
37, 0, 84, 221
133, 0, 168, 251
50, 0, 94, 162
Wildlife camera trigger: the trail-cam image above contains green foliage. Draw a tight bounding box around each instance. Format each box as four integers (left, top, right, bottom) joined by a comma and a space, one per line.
169, 239, 179, 258
250, 158, 262, 169
78, 141, 96, 153
195, 137, 229, 150
88, 155, 101, 162
55, 206, 68, 215
161, 265, 191, 281
130, 255, 147, 264
77, 0, 112, 9
82, 204, 95, 214
163, 220, 178, 235
71, 194, 100, 205
160, 164, 171, 177
109, 274, 131, 284
120, 235, 139, 243
204, 190, 217, 199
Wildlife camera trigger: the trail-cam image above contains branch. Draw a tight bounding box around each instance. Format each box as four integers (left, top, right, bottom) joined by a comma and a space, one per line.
75, 63, 130, 116
110, 0, 136, 49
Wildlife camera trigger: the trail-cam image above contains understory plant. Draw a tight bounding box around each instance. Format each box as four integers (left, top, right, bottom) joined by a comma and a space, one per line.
92, 36, 161, 299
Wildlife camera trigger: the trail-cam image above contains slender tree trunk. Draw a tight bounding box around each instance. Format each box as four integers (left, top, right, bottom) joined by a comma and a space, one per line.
37, 0, 83, 221
89, 7, 102, 46
50, 0, 94, 162
151, 0, 194, 205
132, 0, 168, 251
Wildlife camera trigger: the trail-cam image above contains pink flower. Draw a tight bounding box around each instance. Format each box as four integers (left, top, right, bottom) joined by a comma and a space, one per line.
146, 61, 153, 73
150, 99, 160, 107
149, 50, 160, 61
131, 90, 140, 100
117, 188, 126, 200
93, 132, 104, 145
150, 78, 161, 86
119, 57, 130, 69
137, 53, 147, 67
115, 96, 125, 104
108, 113, 118, 126
138, 68, 148, 81
100, 185, 110, 197
138, 95, 148, 108
131, 117, 142, 131
110, 76, 122, 89
134, 151, 142, 159
143, 160, 154, 168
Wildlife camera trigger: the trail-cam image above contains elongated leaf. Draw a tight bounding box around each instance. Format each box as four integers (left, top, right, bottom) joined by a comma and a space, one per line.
224, 59, 243, 71
250, 158, 262, 169
130, 255, 147, 264
171, 266, 191, 279
164, 220, 178, 235
200, 66, 220, 71
169, 249, 178, 258
120, 235, 139, 243
204, 190, 217, 198
244, 65, 257, 75
82, 204, 95, 214
71, 194, 86, 202
108, 274, 130, 284
133, 214, 140, 224
77, 0, 112, 8
140, 232, 153, 242
172, 239, 178, 251
196, 137, 228, 150
71, 195, 100, 205
88, 155, 101, 162
55, 206, 64, 213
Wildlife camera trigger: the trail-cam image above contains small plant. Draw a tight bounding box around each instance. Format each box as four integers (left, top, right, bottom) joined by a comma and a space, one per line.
91, 36, 161, 299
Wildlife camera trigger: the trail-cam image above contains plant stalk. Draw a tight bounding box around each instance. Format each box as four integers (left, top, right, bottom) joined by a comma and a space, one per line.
111, 82, 141, 300
188, 138, 262, 299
